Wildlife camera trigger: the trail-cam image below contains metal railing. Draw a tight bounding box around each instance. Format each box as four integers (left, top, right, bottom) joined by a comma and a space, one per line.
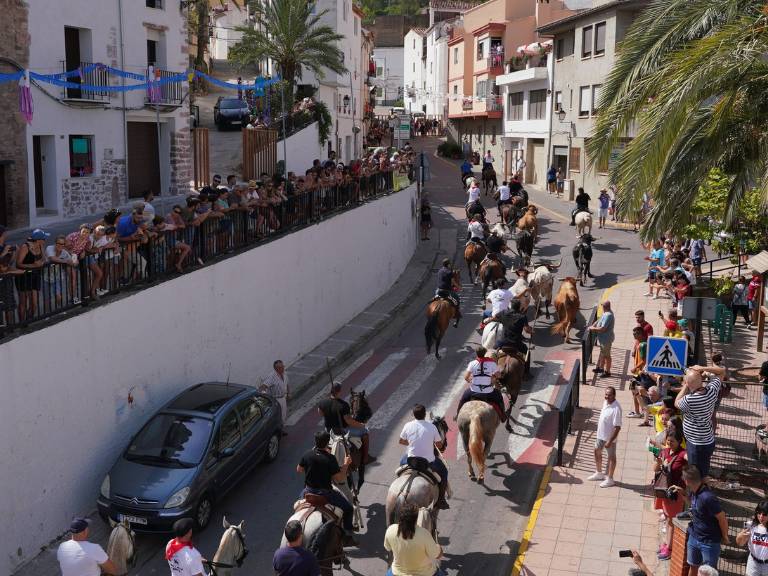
698, 253, 743, 283
0, 172, 412, 339
487, 96, 503, 112
486, 54, 505, 70
580, 305, 598, 386
61, 61, 111, 101
555, 358, 580, 466
146, 68, 183, 106
462, 98, 473, 111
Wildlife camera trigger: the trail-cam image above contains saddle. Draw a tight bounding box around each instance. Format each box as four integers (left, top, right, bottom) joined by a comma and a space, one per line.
395, 461, 440, 485
495, 347, 527, 366
294, 496, 343, 525
468, 393, 506, 423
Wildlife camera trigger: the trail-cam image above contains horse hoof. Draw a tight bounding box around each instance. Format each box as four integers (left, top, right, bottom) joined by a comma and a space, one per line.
505, 423, 513, 433
469, 473, 476, 481
478, 476, 485, 484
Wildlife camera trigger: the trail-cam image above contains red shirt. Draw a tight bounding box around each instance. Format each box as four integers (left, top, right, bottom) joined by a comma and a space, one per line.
637, 320, 653, 341
748, 276, 762, 301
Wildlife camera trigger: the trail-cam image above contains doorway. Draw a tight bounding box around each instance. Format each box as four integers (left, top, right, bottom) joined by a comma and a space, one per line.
553, 145, 568, 174
32, 135, 58, 213
127, 122, 160, 198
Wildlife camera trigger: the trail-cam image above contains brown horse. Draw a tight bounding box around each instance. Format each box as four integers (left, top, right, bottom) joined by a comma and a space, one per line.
551, 276, 580, 343
478, 257, 506, 301
457, 401, 499, 483
425, 270, 461, 360
464, 241, 487, 284
495, 352, 525, 432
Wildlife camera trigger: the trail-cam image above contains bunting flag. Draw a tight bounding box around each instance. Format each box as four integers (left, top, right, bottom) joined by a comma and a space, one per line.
19, 71, 33, 124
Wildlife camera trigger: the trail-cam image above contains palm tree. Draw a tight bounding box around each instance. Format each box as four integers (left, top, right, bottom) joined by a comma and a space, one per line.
230, 0, 347, 102
586, 0, 768, 239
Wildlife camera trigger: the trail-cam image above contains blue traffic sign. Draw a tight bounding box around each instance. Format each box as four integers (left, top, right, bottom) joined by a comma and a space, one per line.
646, 336, 688, 376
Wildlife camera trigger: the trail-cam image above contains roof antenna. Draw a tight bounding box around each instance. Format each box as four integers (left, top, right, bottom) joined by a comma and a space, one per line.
225, 362, 231, 387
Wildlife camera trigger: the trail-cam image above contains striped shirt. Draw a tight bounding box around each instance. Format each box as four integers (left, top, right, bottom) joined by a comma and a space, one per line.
677, 378, 721, 445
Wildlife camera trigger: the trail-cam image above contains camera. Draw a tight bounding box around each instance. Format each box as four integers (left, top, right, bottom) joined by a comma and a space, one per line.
666, 486, 678, 501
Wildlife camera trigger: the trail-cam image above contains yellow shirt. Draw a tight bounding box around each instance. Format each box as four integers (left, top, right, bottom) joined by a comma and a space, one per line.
384, 525, 441, 576
647, 404, 665, 433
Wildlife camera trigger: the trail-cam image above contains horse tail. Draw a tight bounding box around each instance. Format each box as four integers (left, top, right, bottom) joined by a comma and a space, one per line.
468, 413, 485, 467
425, 306, 440, 351
551, 313, 568, 336
481, 263, 494, 285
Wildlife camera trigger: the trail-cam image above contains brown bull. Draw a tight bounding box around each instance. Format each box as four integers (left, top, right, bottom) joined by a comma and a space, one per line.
517, 204, 538, 243
551, 277, 580, 343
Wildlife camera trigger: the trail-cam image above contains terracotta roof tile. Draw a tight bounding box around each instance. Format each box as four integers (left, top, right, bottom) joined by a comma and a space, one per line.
429, 0, 477, 10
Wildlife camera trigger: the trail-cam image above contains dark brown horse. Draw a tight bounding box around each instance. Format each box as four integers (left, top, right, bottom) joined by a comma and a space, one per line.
495, 352, 525, 432
482, 167, 497, 196
348, 390, 373, 493
478, 257, 506, 301
425, 270, 461, 359
464, 241, 487, 284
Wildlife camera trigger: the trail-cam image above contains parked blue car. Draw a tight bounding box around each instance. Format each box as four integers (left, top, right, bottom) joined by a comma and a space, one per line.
97, 382, 282, 532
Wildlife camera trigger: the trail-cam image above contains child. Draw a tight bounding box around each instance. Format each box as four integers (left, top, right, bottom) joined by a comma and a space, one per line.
420, 198, 432, 241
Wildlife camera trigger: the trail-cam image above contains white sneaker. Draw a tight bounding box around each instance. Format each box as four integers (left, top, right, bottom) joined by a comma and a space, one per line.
626, 411, 642, 418
72, 297, 81, 305
587, 472, 606, 481
643, 292, 652, 297
600, 478, 615, 488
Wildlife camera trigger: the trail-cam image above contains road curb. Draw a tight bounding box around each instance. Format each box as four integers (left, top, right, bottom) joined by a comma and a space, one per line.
287, 225, 460, 405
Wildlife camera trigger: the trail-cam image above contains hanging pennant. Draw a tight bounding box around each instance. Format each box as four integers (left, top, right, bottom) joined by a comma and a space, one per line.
19, 71, 33, 124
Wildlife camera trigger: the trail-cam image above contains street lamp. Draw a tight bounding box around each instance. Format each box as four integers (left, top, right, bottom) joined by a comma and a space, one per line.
556, 108, 573, 175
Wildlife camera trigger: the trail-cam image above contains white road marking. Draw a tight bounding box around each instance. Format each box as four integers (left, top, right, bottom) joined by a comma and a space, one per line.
285, 350, 375, 426
367, 353, 441, 429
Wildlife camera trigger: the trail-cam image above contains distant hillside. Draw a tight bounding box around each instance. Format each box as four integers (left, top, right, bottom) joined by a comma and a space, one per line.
359, 0, 429, 22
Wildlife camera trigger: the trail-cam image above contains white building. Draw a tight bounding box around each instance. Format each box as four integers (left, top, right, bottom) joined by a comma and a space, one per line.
495, 44, 553, 185
209, 2, 248, 62
25, 0, 191, 224
372, 46, 404, 107
402, 28, 427, 114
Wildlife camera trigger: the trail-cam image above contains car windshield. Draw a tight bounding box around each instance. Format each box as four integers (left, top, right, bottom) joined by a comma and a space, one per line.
125, 415, 213, 467
219, 99, 246, 110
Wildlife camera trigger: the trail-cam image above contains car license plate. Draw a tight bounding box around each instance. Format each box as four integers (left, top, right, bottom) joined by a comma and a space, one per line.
118, 514, 147, 525
231, 120, 241, 125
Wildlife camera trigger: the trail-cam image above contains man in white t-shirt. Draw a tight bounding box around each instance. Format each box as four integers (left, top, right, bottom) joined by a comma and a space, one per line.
467, 182, 481, 204
589, 386, 622, 488
486, 279, 513, 317
166, 518, 207, 576
57, 518, 117, 576
399, 404, 449, 509
496, 180, 511, 217
510, 268, 531, 310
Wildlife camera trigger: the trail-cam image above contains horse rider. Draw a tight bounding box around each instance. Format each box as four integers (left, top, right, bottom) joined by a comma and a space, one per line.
573, 233, 596, 278
460, 158, 473, 181
318, 383, 376, 465
165, 518, 206, 576
497, 180, 511, 217
435, 258, 462, 325
297, 431, 358, 547
466, 198, 486, 223
455, 346, 506, 422
398, 403, 450, 510
570, 186, 591, 226
485, 231, 506, 260
493, 299, 532, 360
510, 267, 531, 310
479, 278, 512, 331
467, 179, 481, 204
467, 216, 486, 247
482, 150, 494, 172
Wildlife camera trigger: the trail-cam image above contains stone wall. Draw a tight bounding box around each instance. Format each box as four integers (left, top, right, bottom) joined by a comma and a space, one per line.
170, 127, 193, 196
61, 153, 127, 218
0, 0, 30, 228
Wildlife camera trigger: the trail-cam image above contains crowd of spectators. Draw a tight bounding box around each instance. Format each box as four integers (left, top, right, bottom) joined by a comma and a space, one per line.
0, 146, 415, 330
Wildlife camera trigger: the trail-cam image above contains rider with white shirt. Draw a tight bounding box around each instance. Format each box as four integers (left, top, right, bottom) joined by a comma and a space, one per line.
467, 182, 481, 204
57, 518, 118, 576
399, 404, 449, 510
497, 180, 511, 216
467, 217, 485, 246
455, 346, 506, 422
165, 518, 207, 576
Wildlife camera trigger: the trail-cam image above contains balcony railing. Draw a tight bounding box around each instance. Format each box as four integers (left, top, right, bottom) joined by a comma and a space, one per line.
488, 96, 503, 111
61, 61, 111, 101
486, 53, 505, 70
462, 98, 473, 111
145, 67, 183, 106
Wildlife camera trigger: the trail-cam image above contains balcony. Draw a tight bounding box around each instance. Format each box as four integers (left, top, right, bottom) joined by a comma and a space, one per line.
60, 61, 111, 102
145, 68, 183, 107
462, 98, 473, 111
495, 65, 549, 87
484, 52, 505, 75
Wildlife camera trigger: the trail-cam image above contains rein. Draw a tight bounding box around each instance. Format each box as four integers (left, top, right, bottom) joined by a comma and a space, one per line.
204, 527, 249, 574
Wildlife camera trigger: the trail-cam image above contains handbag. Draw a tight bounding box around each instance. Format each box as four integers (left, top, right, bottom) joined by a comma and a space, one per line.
653, 452, 679, 498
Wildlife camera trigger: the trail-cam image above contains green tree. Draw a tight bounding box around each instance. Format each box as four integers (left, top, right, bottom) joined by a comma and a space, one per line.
230, 0, 347, 103
586, 0, 768, 240
189, 1, 241, 78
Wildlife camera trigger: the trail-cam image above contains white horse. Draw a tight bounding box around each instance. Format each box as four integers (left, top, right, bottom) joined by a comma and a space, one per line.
106, 520, 135, 575
575, 212, 593, 236
282, 494, 346, 576
329, 430, 364, 530
208, 517, 248, 576
481, 320, 503, 354
490, 222, 513, 241
528, 265, 556, 319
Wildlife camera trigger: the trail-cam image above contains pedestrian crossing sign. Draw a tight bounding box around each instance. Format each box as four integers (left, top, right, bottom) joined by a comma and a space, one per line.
646, 336, 688, 376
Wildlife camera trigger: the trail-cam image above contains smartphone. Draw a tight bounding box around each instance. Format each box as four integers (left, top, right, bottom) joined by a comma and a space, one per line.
618, 550, 633, 558
657, 310, 664, 317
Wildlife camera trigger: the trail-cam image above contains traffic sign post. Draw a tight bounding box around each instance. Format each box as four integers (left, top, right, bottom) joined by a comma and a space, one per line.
646, 336, 688, 376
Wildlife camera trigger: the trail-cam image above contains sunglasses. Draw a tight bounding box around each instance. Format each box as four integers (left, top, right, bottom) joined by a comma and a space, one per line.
174, 209, 182, 214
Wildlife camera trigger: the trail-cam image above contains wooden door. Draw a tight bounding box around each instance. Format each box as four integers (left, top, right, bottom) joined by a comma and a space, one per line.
127, 122, 160, 198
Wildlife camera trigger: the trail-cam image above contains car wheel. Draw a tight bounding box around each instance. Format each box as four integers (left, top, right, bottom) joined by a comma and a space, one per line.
264, 432, 280, 463
194, 495, 213, 530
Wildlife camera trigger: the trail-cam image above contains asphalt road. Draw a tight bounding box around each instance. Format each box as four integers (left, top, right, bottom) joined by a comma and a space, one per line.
122, 138, 647, 575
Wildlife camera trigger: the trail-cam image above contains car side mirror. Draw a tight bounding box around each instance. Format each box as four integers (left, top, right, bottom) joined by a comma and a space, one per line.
219, 447, 236, 458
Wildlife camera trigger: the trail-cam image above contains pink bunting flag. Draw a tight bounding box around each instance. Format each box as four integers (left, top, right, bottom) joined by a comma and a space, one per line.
19, 71, 33, 124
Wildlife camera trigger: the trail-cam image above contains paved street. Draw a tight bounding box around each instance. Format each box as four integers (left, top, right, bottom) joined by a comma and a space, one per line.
21, 138, 648, 576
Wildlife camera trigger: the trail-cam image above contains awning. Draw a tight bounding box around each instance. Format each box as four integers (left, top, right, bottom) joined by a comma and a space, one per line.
515, 40, 553, 56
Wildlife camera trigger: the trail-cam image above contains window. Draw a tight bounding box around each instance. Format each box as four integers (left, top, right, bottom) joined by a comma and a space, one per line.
594, 22, 606, 56
554, 91, 563, 112
477, 41, 483, 61
354, 18, 358, 36
476, 79, 487, 98
375, 86, 383, 98
219, 410, 241, 450
507, 92, 523, 121
591, 84, 602, 114
375, 63, 383, 77
343, 0, 348, 21
147, 39, 158, 67
237, 397, 263, 435
413, 63, 415, 72
69, 135, 94, 177
413, 39, 416, 49
453, 85, 458, 95
582, 26, 593, 58
146, 0, 162, 7
556, 31, 574, 59
454, 47, 458, 64
579, 86, 590, 117
430, 62, 433, 74
528, 89, 547, 120
569, 147, 581, 172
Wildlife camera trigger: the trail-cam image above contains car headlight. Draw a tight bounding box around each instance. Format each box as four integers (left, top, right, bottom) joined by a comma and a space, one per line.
100, 475, 110, 499
165, 486, 190, 509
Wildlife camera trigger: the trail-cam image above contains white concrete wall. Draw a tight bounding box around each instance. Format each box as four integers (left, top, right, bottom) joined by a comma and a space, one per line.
276, 122, 324, 175
0, 185, 418, 576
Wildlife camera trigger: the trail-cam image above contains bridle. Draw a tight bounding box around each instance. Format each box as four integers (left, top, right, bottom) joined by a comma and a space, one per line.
204, 526, 249, 574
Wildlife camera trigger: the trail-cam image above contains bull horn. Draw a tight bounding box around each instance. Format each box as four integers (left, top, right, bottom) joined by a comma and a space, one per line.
549, 257, 563, 270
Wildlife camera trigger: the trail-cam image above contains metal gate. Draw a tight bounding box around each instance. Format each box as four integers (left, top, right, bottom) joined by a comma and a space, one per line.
242, 129, 278, 181
192, 127, 209, 189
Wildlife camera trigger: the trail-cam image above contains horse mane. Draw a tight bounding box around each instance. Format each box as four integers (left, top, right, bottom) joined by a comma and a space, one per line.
351, 393, 373, 423
212, 526, 241, 566
307, 519, 340, 561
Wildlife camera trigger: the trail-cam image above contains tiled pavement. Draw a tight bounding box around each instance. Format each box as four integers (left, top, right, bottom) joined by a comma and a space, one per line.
517, 276, 767, 576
